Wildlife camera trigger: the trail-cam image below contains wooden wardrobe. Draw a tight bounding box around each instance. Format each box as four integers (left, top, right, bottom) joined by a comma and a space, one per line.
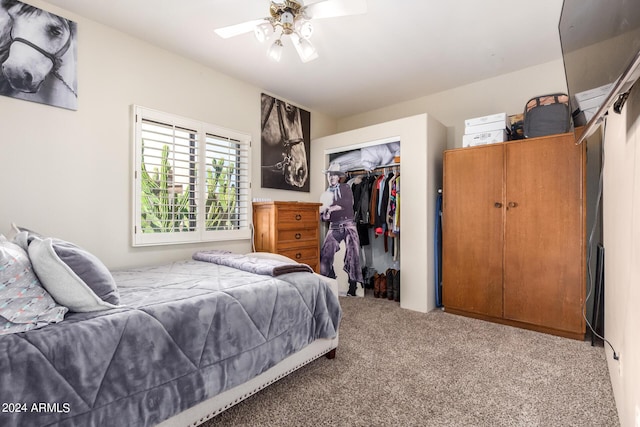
442, 131, 586, 340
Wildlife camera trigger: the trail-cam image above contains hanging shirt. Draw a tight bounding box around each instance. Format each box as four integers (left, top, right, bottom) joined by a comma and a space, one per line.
387, 174, 397, 235
393, 175, 401, 233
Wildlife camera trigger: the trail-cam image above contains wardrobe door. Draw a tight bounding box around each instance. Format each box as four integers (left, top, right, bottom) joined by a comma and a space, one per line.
503, 134, 585, 334
443, 144, 504, 318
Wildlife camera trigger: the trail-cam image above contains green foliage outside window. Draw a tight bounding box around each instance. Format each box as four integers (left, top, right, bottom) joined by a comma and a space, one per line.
140, 144, 239, 233
206, 158, 238, 231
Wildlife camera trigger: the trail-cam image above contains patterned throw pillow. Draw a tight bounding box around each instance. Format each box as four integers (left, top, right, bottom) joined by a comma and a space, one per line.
0, 236, 68, 335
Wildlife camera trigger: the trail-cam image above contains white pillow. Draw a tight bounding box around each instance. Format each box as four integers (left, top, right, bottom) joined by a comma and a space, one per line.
29, 237, 121, 312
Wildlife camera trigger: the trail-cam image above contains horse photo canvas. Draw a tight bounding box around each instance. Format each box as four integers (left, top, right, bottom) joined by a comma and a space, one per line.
261, 93, 311, 192
0, 0, 78, 110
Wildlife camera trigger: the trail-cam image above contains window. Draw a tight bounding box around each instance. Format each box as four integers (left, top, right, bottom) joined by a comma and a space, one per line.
132, 106, 251, 246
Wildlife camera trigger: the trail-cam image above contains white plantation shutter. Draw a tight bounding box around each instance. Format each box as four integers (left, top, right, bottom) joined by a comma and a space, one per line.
139, 119, 198, 234
133, 106, 251, 246
202, 132, 251, 234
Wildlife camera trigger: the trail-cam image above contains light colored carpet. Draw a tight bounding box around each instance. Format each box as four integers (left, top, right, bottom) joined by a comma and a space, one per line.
201, 294, 619, 426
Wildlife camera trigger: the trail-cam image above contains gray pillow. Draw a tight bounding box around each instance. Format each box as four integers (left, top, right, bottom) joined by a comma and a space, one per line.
0, 236, 68, 334
29, 237, 121, 312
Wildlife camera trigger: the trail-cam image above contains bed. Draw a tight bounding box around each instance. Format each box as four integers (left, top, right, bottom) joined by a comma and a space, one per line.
0, 237, 341, 427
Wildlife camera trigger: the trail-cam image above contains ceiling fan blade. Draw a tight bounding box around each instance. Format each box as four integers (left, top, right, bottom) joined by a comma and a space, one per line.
214, 18, 267, 39
303, 0, 367, 20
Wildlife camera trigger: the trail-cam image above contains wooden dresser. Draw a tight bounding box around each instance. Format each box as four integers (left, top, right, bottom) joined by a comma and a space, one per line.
252, 201, 322, 272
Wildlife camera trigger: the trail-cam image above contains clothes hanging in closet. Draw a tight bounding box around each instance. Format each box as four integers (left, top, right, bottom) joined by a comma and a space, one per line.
347, 169, 400, 254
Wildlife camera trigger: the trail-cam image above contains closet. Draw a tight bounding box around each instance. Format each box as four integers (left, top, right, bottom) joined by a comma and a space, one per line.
442, 131, 586, 339
311, 114, 447, 313
327, 142, 401, 286
346, 164, 402, 270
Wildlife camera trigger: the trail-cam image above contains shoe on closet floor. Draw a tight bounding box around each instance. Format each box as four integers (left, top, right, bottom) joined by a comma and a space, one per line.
393, 269, 400, 302
373, 273, 381, 298
386, 268, 395, 300
378, 273, 387, 299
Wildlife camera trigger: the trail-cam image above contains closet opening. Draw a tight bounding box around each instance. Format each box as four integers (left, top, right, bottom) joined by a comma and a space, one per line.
322, 138, 401, 299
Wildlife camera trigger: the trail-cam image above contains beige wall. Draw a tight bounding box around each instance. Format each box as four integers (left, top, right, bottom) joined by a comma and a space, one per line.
602, 84, 640, 427
0, 0, 337, 269
336, 59, 568, 150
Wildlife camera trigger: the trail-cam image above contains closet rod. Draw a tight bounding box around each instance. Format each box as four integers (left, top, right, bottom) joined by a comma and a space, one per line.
347, 162, 400, 176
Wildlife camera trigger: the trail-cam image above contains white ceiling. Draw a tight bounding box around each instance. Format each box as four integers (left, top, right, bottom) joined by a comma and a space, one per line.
43, 0, 565, 119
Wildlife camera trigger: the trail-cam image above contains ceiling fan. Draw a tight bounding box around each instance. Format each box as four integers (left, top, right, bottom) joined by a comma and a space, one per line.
214, 0, 367, 63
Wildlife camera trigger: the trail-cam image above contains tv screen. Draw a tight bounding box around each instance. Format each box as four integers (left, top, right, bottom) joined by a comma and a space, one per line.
559, 0, 640, 144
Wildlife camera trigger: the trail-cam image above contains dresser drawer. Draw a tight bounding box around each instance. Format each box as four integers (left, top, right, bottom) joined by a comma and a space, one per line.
277, 227, 319, 246
276, 206, 319, 228
279, 246, 319, 264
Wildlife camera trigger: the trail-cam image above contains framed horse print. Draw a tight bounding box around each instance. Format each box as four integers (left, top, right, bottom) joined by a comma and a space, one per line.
0, 1, 78, 110
260, 93, 311, 192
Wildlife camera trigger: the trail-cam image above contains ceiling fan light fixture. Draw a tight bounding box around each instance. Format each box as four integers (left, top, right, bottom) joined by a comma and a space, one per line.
296, 37, 317, 62
268, 38, 284, 62
280, 11, 295, 34
254, 22, 273, 43
216, 0, 367, 63
298, 20, 313, 39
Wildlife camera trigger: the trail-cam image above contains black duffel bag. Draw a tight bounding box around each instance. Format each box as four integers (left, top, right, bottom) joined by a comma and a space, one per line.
523, 93, 571, 138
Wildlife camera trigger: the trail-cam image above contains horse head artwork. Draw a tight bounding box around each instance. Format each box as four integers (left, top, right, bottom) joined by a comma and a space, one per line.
0, 2, 12, 77
261, 94, 310, 191
0, 0, 77, 110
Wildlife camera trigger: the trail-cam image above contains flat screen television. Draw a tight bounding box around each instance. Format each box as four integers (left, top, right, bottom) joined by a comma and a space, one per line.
559, 0, 640, 144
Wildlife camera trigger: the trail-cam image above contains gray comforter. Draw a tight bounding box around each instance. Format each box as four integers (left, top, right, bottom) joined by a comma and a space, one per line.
0, 260, 341, 427
192, 250, 314, 276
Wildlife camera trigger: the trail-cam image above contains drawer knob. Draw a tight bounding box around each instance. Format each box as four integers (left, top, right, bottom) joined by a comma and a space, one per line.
295, 214, 302, 221
295, 233, 302, 239
295, 253, 302, 259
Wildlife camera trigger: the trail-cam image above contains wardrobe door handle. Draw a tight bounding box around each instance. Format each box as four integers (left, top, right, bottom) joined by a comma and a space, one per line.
508, 202, 518, 208
494, 202, 503, 208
